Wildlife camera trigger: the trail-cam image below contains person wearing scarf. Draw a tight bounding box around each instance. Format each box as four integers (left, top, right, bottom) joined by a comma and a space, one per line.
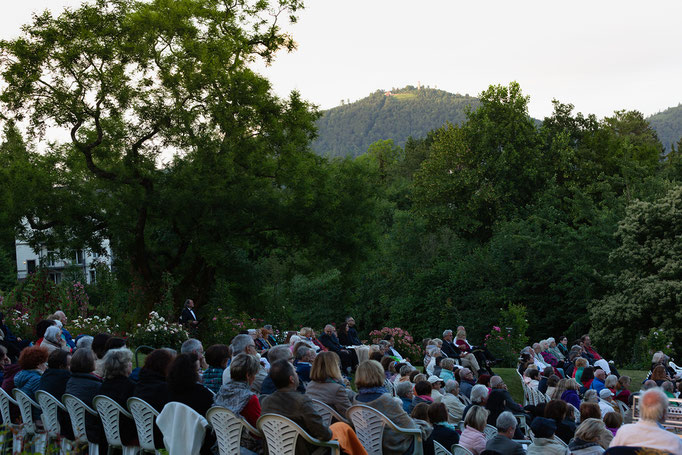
214, 353, 261, 427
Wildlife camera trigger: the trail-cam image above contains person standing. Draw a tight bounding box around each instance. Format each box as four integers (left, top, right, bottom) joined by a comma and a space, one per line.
179, 299, 199, 335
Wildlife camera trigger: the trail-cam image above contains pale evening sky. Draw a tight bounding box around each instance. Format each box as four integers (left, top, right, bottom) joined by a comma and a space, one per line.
2, 0, 682, 120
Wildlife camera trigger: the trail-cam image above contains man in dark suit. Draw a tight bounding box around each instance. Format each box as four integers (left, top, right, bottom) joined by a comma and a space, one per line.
179, 299, 199, 334
261, 359, 332, 455
485, 411, 526, 455
441, 329, 463, 360
318, 324, 358, 373
345, 316, 362, 346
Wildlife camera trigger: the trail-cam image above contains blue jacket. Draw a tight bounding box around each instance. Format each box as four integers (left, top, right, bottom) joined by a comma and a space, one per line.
590, 378, 605, 393
14, 369, 42, 399
62, 328, 76, 350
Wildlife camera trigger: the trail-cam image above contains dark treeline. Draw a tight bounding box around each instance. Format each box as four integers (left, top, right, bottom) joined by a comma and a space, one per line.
1, 1, 682, 365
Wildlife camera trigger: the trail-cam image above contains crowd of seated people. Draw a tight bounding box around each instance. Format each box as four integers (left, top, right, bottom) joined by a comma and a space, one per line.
4, 311, 682, 454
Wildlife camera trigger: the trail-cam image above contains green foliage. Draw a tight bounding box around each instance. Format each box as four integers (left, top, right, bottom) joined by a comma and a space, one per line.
130, 311, 188, 349
647, 104, 682, 152
199, 309, 264, 347
313, 87, 480, 158
369, 327, 423, 366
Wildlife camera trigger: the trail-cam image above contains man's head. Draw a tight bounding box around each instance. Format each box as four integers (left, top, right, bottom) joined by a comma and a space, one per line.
296, 346, 315, 363
263, 324, 273, 335
496, 411, 517, 439
383, 334, 394, 346
230, 334, 256, 357
444, 379, 459, 395
581, 334, 591, 347
267, 345, 293, 363
395, 381, 413, 400
642, 380, 657, 391
640, 388, 669, 423
54, 310, 67, 325
470, 384, 489, 405
269, 358, 298, 390
184, 299, 194, 309
543, 366, 554, 377
442, 329, 453, 342
594, 368, 606, 381
345, 316, 355, 327
323, 325, 334, 336
490, 375, 506, 390
181, 338, 204, 357
460, 368, 474, 382
428, 375, 443, 390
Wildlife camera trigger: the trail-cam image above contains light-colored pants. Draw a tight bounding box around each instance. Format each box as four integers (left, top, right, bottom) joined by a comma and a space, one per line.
461, 353, 480, 373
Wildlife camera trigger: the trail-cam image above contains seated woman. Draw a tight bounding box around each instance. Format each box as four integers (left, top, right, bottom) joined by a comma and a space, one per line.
306, 351, 354, 415
525, 368, 540, 388
546, 375, 560, 398
614, 375, 631, 404
439, 358, 456, 382
650, 364, 670, 386
202, 344, 230, 394
99, 348, 137, 446
14, 346, 49, 400
40, 326, 69, 356
544, 399, 575, 444
353, 360, 421, 455
567, 418, 612, 454
572, 357, 588, 383
561, 378, 581, 410
459, 405, 489, 455
580, 366, 595, 392
65, 348, 105, 449
133, 348, 175, 449
38, 349, 71, 399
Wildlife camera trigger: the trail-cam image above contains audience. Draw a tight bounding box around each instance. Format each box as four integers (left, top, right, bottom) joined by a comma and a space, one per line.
14, 345, 49, 400
98, 347, 136, 446
440, 379, 465, 422
526, 416, 569, 455
485, 411, 525, 454
305, 351, 354, 415
38, 349, 71, 399
65, 348, 106, 450
202, 344, 230, 394
568, 418, 612, 454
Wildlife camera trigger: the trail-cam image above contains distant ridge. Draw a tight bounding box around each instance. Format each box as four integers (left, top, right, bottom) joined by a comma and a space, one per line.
312, 86, 479, 158
647, 104, 682, 152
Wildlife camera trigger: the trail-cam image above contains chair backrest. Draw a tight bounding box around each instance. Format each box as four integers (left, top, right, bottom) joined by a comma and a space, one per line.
458, 394, 471, 406
206, 406, 261, 455
568, 403, 580, 422
452, 444, 473, 455
553, 435, 568, 447
93, 395, 133, 448
346, 404, 422, 455
483, 424, 497, 440
12, 389, 39, 433
63, 393, 97, 443
310, 399, 348, 426
257, 413, 340, 455
434, 440, 452, 455
127, 397, 159, 452
0, 387, 17, 425
35, 390, 65, 438
615, 400, 629, 417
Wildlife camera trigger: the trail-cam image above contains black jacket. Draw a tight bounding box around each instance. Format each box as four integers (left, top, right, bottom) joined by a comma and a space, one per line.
426, 423, 459, 455
168, 383, 214, 418
441, 340, 462, 359
347, 327, 362, 346
65, 373, 104, 444
133, 369, 170, 449
179, 307, 197, 325
38, 368, 71, 400
318, 333, 343, 353
100, 376, 137, 446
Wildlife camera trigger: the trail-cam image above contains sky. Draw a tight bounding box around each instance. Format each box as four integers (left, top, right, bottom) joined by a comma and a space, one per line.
3, 0, 682, 120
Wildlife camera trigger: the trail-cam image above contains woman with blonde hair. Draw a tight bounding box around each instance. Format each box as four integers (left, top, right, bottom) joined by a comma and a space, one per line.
614, 375, 631, 404
573, 357, 588, 383
459, 405, 489, 454
568, 417, 612, 454
352, 360, 420, 454
305, 351, 354, 414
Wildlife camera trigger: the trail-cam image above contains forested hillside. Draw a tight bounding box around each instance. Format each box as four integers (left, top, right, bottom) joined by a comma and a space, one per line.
312, 86, 479, 157
647, 105, 682, 152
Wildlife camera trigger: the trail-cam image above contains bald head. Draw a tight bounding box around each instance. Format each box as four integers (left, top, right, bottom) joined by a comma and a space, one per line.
640, 388, 668, 422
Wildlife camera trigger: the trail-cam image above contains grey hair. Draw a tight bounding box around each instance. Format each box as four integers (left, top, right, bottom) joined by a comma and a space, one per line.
378, 340, 390, 348
441, 358, 455, 370
229, 353, 261, 382
445, 379, 459, 394
395, 381, 413, 398
431, 338, 443, 347
264, 324, 273, 330
604, 374, 618, 389
296, 346, 313, 360
77, 336, 93, 350
181, 338, 203, 355
102, 348, 133, 379
496, 411, 517, 432
442, 329, 453, 338
583, 389, 598, 403
399, 364, 414, 376
230, 334, 254, 356
267, 345, 292, 363
464, 405, 489, 432
470, 384, 488, 404
640, 388, 668, 422
662, 381, 674, 393
44, 326, 62, 343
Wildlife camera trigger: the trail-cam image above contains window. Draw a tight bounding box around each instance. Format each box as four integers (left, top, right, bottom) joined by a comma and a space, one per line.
89, 270, 96, 284
47, 251, 57, 267
48, 273, 62, 284
75, 250, 84, 265
27, 260, 36, 274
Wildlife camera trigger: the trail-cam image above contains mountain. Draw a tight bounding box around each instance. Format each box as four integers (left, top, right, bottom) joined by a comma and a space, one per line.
312, 86, 479, 158
647, 104, 682, 152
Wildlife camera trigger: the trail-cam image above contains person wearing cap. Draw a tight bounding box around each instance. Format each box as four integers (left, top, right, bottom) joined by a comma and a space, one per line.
428, 375, 444, 401
485, 411, 525, 455
526, 416, 569, 455
610, 388, 682, 453
490, 375, 525, 414
598, 388, 616, 416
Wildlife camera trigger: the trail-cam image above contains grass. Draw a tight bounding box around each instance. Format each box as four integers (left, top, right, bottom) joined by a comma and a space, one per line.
497, 368, 648, 404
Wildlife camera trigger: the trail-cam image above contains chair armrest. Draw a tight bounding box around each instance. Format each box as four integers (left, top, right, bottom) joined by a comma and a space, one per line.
241, 418, 263, 438
295, 431, 341, 455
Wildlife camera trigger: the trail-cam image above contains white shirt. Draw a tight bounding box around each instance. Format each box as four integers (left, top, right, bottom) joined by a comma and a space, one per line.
598, 399, 614, 416
610, 420, 682, 453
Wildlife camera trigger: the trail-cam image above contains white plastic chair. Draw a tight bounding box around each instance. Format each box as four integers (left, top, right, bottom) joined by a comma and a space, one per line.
452, 444, 473, 455
346, 404, 423, 455
568, 403, 580, 423
35, 390, 74, 453
483, 424, 497, 440
257, 413, 341, 455
127, 397, 163, 454
458, 395, 471, 406
433, 440, 451, 455
310, 399, 349, 426
0, 387, 23, 453
206, 406, 262, 455
62, 393, 101, 455
13, 388, 47, 453
615, 399, 629, 418
93, 395, 140, 455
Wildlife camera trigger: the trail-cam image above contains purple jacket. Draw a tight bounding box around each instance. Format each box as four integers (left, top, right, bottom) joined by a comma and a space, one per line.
541, 351, 558, 367
561, 389, 581, 410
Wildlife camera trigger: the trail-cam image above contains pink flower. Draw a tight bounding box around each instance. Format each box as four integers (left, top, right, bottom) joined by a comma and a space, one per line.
493, 326, 501, 332
213, 317, 217, 321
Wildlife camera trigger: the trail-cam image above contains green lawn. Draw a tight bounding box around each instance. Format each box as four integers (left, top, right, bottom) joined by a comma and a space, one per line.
497, 368, 648, 404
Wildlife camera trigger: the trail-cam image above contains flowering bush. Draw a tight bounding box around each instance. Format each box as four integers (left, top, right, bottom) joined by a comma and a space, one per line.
4, 309, 32, 339
65, 281, 89, 318
130, 311, 188, 349
200, 309, 264, 346
70, 315, 121, 337
369, 327, 423, 365
483, 325, 519, 367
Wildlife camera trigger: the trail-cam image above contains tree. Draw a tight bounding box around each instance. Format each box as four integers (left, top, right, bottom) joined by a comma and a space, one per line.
590, 185, 682, 361
0, 0, 352, 312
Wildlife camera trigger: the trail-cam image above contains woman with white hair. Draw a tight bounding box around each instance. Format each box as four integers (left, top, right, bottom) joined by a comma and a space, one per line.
40, 325, 69, 355
441, 379, 465, 421
99, 348, 137, 446
568, 418, 612, 454
547, 337, 565, 362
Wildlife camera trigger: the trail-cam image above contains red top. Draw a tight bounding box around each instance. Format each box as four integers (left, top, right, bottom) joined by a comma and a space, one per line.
455, 339, 472, 352
240, 395, 261, 427
586, 346, 602, 360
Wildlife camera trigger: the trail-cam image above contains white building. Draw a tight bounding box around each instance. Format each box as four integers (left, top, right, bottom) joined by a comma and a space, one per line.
15, 238, 113, 285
